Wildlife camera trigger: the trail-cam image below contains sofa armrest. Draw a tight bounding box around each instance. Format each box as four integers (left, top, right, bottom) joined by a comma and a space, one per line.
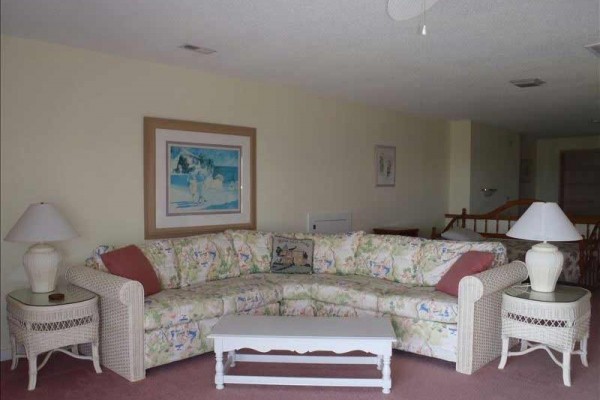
455, 261, 527, 375
65, 266, 145, 382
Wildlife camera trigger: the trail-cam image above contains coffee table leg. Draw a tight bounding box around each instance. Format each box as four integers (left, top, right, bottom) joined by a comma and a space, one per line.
376, 355, 383, 371
382, 355, 391, 394
228, 350, 236, 367
215, 351, 225, 390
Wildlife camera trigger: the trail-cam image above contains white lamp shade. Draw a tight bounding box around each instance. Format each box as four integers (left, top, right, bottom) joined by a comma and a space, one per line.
4, 203, 78, 243
506, 202, 582, 242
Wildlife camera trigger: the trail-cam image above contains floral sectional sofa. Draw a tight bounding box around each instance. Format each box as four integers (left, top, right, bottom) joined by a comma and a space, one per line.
66, 231, 527, 382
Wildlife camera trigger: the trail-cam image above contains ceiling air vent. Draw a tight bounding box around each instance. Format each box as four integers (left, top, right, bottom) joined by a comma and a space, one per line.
584, 42, 600, 58
179, 44, 216, 55
510, 78, 546, 88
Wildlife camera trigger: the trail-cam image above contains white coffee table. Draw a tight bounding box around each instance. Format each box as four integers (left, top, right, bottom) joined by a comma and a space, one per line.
208, 315, 397, 393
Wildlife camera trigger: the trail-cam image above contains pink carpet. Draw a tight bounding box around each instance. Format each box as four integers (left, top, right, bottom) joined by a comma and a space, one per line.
2, 290, 598, 400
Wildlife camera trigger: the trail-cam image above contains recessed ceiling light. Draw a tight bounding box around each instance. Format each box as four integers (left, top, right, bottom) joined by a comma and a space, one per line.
510, 78, 546, 88
179, 44, 216, 55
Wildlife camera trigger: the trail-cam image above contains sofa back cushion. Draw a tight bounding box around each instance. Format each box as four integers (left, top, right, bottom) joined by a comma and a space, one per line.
226, 230, 273, 274
100, 245, 162, 296
294, 232, 363, 275
172, 233, 240, 286
417, 240, 507, 286
137, 239, 180, 289
355, 234, 425, 284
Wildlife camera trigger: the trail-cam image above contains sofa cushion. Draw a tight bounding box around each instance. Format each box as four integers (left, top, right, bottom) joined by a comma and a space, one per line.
435, 251, 494, 296
226, 230, 273, 274
378, 286, 459, 324
294, 232, 363, 275
417, 240, 507, 286
184, 275, 282, 315
262, 273, 315, 300
310, 275, 389, 312
144, 289, 224, 331
172, 233, 240, 286
355, 234, 425, 284
270, 236, 314, 274
100, 245, 161, 296
138, 239, 180, 289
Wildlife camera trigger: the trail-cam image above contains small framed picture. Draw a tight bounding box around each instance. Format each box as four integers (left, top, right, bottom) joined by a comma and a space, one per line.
375, 145, 396, 187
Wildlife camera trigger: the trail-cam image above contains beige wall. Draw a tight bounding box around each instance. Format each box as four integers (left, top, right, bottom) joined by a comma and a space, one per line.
446, 120, 472, 214
469, 122, 520, 213
535, 135, 600, 202
0, 35, 449, 353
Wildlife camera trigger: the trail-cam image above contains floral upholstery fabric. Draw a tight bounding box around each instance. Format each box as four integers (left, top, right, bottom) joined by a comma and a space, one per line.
314, 301, 382, 317
144, 290, 223, 331
378, 286, 459, 324
145, 318, 218, 369
85, 245, 116, 272
492, 238, 580, 283
391, 316, 457, 362
294, 232, 364, 275
172, 233, 240, 286
355, 234, 425, 285
184, 275, 282, 315
417, 240, 508, 286
261, 273, 315, 299
144, 302, 281, 369
310, 274, 388, 312
280, 299, 316, 316
138, 239, 180, 289
226, 230, 273, 275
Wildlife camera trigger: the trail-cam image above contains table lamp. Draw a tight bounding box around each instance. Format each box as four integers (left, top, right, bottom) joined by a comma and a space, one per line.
4, 202, 78, 293
506, 202, 582, 292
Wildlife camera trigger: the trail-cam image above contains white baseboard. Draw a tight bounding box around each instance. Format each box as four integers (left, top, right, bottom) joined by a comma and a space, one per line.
0, 347, 12, 362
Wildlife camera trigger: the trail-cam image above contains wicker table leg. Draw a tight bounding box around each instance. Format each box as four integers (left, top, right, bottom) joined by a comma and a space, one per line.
580, 336, 588, 367
10, 336, 18, 370
27, 352, 38, 391
498, 337, 509, 369
562, 351, 571, 387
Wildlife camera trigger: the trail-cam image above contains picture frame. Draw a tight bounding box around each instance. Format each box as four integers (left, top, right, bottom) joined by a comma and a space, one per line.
375, 145, 396, 187
144, 117, 256, 239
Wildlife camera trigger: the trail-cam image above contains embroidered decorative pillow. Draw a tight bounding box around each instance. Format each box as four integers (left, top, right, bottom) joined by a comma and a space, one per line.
270, 236, 314, 274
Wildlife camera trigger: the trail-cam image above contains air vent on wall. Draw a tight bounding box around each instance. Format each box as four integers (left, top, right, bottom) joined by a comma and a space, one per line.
585, 42, 600, 58
510, 78, 546, 88
179, 44, 216, 55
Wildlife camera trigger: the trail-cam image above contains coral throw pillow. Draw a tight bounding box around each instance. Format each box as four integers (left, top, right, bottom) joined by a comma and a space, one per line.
435, 251, 494, 297
100, 245, 161, 296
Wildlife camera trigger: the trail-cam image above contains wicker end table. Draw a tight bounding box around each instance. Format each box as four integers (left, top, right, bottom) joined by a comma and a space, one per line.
498, 285, 591, 387
7, 285, 102, 390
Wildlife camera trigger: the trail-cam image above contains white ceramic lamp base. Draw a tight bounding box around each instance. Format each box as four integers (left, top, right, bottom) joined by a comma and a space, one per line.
525, 242, 563, 293
23, 243, 61, 293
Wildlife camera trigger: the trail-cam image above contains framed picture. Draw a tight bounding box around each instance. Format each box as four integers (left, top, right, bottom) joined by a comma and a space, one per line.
375, 145, 396, 187
144, 117, 256, 239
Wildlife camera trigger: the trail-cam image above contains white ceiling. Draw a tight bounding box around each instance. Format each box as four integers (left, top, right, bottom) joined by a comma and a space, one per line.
2, 0, 599, 137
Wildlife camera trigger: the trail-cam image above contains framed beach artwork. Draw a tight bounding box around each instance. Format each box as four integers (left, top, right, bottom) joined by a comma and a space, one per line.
375, 145, 396, 187
144, 117, 256, 239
